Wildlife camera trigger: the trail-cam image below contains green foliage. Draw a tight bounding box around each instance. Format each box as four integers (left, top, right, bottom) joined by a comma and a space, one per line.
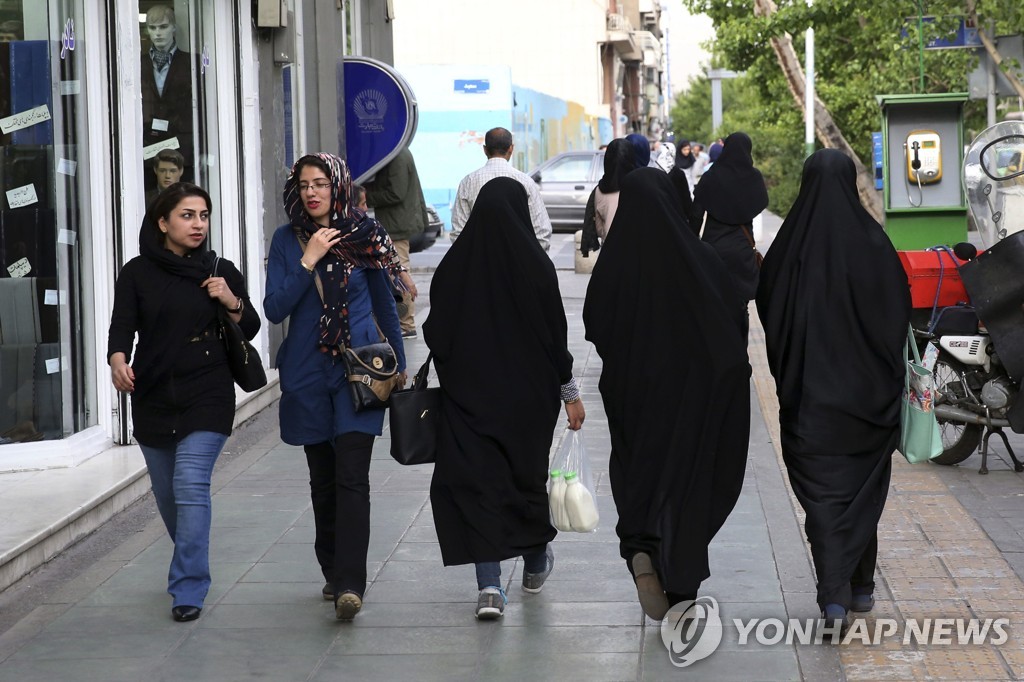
675, 0, 1020, 216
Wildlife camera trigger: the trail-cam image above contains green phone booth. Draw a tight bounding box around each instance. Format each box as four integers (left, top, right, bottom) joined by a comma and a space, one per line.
878, 92, 969, 249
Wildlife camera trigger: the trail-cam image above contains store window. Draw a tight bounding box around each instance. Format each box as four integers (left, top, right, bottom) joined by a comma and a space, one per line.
0, 0, 96, 445
138, 0, 223, 253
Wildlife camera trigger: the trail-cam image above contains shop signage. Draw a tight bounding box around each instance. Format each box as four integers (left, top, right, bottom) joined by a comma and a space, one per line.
342, 57, 418, 184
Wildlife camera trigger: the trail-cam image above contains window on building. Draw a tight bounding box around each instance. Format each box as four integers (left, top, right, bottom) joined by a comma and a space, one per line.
0, 0, 97, 445
138, 1, 224, 253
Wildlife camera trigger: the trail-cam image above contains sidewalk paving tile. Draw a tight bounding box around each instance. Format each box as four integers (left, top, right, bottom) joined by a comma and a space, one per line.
9, 288, 1021, 679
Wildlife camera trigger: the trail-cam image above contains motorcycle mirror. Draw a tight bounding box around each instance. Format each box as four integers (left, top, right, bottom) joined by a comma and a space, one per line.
953, 242, 978, 261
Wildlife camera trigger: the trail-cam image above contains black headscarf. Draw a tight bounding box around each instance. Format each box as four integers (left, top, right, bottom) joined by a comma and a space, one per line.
584, 167, 751, 597
598, 138, 635, 193
756, 148, 910, 610
675, 140, 696, 169
135, 212, 219, 389
424, 177, 573, 566
693, 132, 769, 225
283, 153, 405, 352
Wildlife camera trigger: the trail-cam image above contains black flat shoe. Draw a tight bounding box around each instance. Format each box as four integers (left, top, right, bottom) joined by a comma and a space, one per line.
172, 605, 202, 622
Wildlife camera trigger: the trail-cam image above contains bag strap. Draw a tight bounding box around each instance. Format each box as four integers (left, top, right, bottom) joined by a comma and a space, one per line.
295, 232, 386, 343
412, 353, 433, 390
907, 323, 923, 365
295, 233, 326, 302
739, 224, 756, 249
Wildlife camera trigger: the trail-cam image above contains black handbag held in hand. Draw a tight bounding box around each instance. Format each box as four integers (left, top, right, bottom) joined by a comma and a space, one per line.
389, 354, 440, 465
214, 258, 267, 392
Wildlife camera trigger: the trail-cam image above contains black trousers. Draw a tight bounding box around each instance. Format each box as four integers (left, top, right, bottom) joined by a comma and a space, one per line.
304, 432, 375, 597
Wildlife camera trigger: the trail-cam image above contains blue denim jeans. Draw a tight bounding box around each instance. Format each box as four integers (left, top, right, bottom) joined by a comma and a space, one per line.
140, 430, 227, 608
475, 546, 549, 590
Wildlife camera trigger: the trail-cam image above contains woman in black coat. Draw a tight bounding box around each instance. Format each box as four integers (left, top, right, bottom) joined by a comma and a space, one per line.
424, 177, 585, 620
756, 149, 910, 626
692, 132, 769, 325
584, 168, 751, 620
107, 182, 260, 622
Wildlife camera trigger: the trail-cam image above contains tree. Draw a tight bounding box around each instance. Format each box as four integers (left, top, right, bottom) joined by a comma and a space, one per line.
678, 0, 1023, 217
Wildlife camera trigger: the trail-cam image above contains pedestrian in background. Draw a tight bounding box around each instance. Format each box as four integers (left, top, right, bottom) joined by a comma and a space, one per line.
756, 149, 910, 628
424, 177, 585, 620
364, 146, 425, 339
654, 140, 676, 172
108, 182, 261, 623
706, 139, 724, 170
674, 140, 697, 190
593, 138, 637, 241
626, 132, 653, 169
450, 127, 552, 251
263, 153, 408, 621
584, 168, 751, 620
692, 142, 710, 184
692, 132, 769, 334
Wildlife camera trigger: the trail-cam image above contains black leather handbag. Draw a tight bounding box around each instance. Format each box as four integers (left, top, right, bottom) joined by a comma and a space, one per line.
342, 336, 400, 411
214, 258, 267, 392
388, 354, 440, 465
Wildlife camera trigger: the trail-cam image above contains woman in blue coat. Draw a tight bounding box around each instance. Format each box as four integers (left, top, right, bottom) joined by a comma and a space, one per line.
264, 153, 407, 621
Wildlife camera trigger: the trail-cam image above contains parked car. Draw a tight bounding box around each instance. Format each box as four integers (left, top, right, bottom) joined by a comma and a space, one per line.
367, 200, 443, 253
528, 150, 605, 232
410, 204, 443, 253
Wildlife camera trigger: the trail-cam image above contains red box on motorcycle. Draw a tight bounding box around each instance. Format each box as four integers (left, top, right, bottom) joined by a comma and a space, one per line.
897, 250, 971, 309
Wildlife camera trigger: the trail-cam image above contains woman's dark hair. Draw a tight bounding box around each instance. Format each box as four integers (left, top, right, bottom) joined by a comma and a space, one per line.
150, 182, 213, 223
293, 154, 332, 179
147, 182, 213, 249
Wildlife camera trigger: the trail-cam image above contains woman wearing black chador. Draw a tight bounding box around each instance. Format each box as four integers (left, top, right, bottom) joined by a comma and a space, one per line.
585, 167, 751, 620
692, 131, 769, 325
756, 149, 910, 627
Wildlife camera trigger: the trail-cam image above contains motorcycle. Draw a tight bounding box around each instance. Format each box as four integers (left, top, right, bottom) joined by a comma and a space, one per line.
923, 121, 1024, 473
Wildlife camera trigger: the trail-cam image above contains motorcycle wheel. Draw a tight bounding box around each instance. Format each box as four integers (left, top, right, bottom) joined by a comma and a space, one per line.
930, 352, 984, 465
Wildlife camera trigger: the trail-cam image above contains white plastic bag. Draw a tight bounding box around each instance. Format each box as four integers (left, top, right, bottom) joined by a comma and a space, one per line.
548, 429, 599, 532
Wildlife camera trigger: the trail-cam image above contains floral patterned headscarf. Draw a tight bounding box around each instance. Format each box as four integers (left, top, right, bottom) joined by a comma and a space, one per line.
283, 153, 406, 352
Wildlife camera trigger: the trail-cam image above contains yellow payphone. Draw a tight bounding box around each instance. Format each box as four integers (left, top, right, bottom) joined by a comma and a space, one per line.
905, 130, 942, 184
903, 129, 942, 207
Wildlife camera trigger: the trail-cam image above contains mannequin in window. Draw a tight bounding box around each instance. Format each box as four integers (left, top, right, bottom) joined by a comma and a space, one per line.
141, 5, 194, 189
0, 21, 23, 42
145, 149, 185, 208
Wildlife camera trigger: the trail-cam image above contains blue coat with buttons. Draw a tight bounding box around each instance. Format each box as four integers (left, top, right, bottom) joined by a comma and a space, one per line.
263, 224, 407, 445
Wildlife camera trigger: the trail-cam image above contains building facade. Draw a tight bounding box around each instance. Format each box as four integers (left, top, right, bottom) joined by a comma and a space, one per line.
0, 0, 347, 471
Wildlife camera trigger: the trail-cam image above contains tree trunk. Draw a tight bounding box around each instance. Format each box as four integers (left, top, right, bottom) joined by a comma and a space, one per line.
966, 1, 1024, 100
753, 0, 884, 222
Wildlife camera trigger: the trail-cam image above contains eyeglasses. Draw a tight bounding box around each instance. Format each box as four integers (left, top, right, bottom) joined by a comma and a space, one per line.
298, 181, 331, 193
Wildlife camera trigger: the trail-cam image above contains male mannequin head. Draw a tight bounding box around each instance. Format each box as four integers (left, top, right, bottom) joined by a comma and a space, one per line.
483, 127, 514, 161
146, 5, 177, 53
152, 149, 184, 189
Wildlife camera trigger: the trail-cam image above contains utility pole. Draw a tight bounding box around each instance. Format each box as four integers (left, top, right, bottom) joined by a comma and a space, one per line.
707, 68, 738, 132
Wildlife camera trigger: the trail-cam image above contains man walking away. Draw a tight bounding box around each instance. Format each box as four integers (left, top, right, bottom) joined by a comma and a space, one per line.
450, 127, 552, 251
365, 146, 426, 339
